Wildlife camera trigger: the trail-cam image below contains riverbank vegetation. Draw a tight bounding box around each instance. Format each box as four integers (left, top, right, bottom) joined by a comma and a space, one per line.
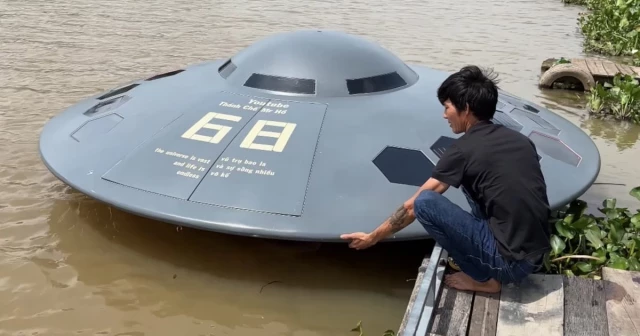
561, 0, 640, 122
587, 74, 640, 123
573, 0, 640, 58
544, 186, 640, 278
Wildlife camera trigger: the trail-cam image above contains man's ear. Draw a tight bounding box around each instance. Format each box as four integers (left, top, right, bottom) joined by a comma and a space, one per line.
463, 103, 471, 116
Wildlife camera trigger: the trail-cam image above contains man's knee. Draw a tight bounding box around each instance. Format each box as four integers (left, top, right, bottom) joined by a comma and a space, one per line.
413, 190, 446, 223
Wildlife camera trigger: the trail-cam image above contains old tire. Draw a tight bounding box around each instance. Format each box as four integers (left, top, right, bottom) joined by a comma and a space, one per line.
539, 63, 595, 91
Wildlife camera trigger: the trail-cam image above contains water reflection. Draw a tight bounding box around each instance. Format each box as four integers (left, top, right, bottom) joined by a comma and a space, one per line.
21, 190, 430, 335
535, 88, 588, 118
533, 85, 640, 212
580, 117, 640, 151
536, 87, 640, 152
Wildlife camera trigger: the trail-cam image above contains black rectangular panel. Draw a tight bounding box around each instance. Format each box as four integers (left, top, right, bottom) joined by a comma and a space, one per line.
189, 100, 327, 216
102, 92, 265, 199
373, 146, 435, 187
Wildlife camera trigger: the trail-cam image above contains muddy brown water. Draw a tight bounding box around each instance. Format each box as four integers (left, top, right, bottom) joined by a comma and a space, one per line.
1, 0, 639, 335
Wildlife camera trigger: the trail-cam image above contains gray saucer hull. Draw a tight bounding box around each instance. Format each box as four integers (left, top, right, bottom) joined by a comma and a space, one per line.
38, 30, 600, 242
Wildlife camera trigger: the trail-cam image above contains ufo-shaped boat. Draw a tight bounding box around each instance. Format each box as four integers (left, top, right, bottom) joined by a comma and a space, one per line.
39, 30, 600, 242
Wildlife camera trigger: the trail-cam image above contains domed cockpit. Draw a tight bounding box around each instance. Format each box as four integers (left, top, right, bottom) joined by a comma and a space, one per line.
217, 30, 419, 97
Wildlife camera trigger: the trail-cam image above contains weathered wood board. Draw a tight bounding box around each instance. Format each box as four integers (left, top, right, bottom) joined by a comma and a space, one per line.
571, 58, 589, 74
586, 58, 607, 76
603, 267, 640, 336
602, 61, 624, 77
569, 57, 639, 77
616, 62, 636, 76
397, 256, 430, 334
563, 276, 609, 336
400, 268, 640, 336
428, 286, 474, 336
468, 291, 500, 336
496, 274, 564, 336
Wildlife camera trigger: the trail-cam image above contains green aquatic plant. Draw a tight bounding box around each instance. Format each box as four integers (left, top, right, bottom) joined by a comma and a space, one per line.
351, 321, 396, 336
631, 49, 640, 66
586, 73, 640, 123
577, 0, 640, 56
586, 83, 608, 114
544, 186, 640, 278
608, 75, 640, 120
554, 57, 572, 65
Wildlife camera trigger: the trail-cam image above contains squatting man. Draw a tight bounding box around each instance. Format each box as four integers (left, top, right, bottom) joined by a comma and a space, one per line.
341, 65, 551, 293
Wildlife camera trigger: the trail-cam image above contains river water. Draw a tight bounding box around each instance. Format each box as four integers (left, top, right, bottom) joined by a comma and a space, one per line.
1, 0, 639, 335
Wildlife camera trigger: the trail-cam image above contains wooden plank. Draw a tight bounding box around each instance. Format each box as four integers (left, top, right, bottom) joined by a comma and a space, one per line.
601, 61, 622, 76
428, 286, 474, 336
571, 58, 590, 74
468, 291, 500, 336
563, 276, 609, 336
615, 62, 636, 76
586, 59, 608, 77
631, 66, 640, 76
397, 256, 431, 334
496, 274, 564, 336
603, 267, 640, 336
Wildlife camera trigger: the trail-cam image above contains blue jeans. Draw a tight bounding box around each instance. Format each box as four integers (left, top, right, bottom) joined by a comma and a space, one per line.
413, 189, 542, 284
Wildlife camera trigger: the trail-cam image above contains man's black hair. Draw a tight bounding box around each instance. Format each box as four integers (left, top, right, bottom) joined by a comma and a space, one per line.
437, 65, 499, 121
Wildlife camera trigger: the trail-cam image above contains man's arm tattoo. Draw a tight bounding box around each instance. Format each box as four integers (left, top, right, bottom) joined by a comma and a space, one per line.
388, 204, 413, 233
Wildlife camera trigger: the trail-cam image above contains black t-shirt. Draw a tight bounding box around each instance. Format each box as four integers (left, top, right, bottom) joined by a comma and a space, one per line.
431, 120, 551, 261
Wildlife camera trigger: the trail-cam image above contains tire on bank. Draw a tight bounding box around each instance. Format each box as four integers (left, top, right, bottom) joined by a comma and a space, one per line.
538, 63, 595, 91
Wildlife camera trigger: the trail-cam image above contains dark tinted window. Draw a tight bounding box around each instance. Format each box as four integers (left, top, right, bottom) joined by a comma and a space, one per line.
244, 73, 316, 94
346, 72, 407, 94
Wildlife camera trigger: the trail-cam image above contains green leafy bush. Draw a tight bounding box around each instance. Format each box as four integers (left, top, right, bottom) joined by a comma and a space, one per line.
544, 186, 640, 278
587, 73, 640, 123
577, 0, 640, 56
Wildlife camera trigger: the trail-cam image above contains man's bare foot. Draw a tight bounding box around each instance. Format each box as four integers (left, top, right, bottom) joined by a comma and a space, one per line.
444, 272, 501, 293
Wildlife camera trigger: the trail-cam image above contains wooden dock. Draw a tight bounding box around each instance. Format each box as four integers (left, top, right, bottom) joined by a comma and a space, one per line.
398, 252, 640, 336
539, 57, 640, 91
